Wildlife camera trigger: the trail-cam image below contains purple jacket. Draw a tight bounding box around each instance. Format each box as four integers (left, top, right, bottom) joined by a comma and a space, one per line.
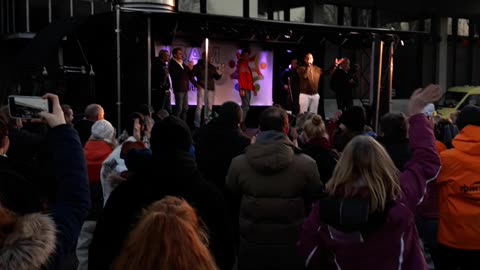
297, 114, 440, 270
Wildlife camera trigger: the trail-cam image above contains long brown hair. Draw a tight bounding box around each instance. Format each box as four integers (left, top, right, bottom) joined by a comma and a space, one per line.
112, 196, 218, 270
326, 135, 401, 213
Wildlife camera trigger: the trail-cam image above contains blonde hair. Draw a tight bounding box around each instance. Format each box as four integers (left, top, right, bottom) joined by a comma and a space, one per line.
112, 196, 218, 270
302, 114, 328, 141
326, 136, 401, 213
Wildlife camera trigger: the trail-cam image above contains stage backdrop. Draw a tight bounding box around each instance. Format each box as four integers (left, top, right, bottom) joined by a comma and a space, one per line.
155, 40, 273, 106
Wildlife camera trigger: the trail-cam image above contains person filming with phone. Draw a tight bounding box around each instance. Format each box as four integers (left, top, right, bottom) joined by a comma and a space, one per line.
0, 93, 90, 270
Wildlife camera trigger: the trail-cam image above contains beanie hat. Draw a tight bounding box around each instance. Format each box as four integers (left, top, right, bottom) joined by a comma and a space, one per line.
422, 103, 436, 117
91, 119, 115, 142
150, 116, 192, 153
456, 105, 480, 131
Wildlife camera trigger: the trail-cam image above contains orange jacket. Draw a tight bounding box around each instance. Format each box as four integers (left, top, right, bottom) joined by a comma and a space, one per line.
435, 140, 447, 154
437, 125, 480, 250
84, 140, 113, 184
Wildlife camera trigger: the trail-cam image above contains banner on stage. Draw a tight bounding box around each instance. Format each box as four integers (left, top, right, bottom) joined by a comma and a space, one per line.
155, 40, 273, 106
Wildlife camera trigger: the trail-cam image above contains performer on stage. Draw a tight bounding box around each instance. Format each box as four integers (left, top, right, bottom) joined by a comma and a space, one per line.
330, 57, 357, 112
236, 48, 263, 124
297, 53, 343, 115
191, 52, 224, 128
278, 58, 300, 115
151, 49, 172, 114
169, 48, 195, 122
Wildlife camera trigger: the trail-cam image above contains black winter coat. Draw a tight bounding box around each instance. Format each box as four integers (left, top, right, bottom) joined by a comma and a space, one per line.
88, 151, 235, 270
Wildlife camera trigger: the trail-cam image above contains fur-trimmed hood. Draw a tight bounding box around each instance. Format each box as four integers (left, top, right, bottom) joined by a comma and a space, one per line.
0, 213, 56, 270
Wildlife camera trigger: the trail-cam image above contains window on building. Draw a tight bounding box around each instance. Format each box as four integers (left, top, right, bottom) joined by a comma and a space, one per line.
179, 0, 200, 13
290, 7, 305, 22
357, 8, 371, 27
344, 6, 352, 26
317, 4, 337, 25
400, 22, 410, 31
274, 10, 284, 21
458, 18, 469, 37
424, 18, 431, 32
447, 17, 453, 35
207, 0, 242, 16
250, 0, 260, 18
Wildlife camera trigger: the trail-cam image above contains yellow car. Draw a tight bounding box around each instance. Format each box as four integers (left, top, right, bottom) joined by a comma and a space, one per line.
436, 86, 480, 118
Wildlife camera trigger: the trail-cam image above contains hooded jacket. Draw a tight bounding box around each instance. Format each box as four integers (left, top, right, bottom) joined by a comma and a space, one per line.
437, 125, 480, 250
227, 131, 322, 270
297, 114, 440, 270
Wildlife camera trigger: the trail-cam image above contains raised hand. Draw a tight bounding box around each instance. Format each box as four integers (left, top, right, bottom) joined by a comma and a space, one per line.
407, 84, 443, 116
331, 110, 343, 122
335, 58, 345, 66
38, 93, 66, 128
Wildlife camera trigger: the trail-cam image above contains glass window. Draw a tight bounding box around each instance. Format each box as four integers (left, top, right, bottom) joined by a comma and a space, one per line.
290, 7, 305, 22
250, 0, 259, 18
441, 91, 466, 108
344, 6, 352, 26
400, 22, 410, 31
178, 0, 200, 13
447, 17, 452, 35
424, 18, 431, 32
357, 8, 371, 27
207, 0, 242, 16
317, 4, 337, 25
465, 94, 480, 107
274, 10, 284, 21
458, 18, 469, 37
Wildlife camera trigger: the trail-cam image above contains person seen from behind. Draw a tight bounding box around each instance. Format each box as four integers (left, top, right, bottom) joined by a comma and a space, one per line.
297, 84, 442, 270
112, 196, 218, 270
436, 104, 480, 270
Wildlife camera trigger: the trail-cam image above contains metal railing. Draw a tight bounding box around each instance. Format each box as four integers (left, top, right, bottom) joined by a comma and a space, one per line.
1, 0, 110, 38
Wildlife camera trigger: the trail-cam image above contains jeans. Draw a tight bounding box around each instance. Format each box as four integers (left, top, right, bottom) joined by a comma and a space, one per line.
76, 221, 97, 270
416, 217, 439, 269
240, 90, 252, 123
194, 89, 215, 128
174, 91, 189, 122
299, 93, 320, 114
161, 90, 172, 114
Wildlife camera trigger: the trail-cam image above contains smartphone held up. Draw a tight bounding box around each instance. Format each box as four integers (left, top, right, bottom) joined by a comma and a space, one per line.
8, 95, 53, 120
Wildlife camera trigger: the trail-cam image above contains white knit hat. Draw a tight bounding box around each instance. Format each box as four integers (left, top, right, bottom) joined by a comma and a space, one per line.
91, 119, 115, 142
422, 103, 436, 117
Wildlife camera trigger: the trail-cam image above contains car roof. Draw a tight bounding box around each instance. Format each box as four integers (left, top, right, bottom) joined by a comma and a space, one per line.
447, 86, 480, 94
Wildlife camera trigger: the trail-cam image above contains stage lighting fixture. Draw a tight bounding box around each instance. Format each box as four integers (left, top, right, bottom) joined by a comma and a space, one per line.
284, 30, 293, 39
42, 67, 48, 77
89, 65, 95, 76
400, 40, 405, 46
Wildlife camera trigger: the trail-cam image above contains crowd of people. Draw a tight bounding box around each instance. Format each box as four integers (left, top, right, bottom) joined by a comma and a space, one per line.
0, 48, 479, 270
